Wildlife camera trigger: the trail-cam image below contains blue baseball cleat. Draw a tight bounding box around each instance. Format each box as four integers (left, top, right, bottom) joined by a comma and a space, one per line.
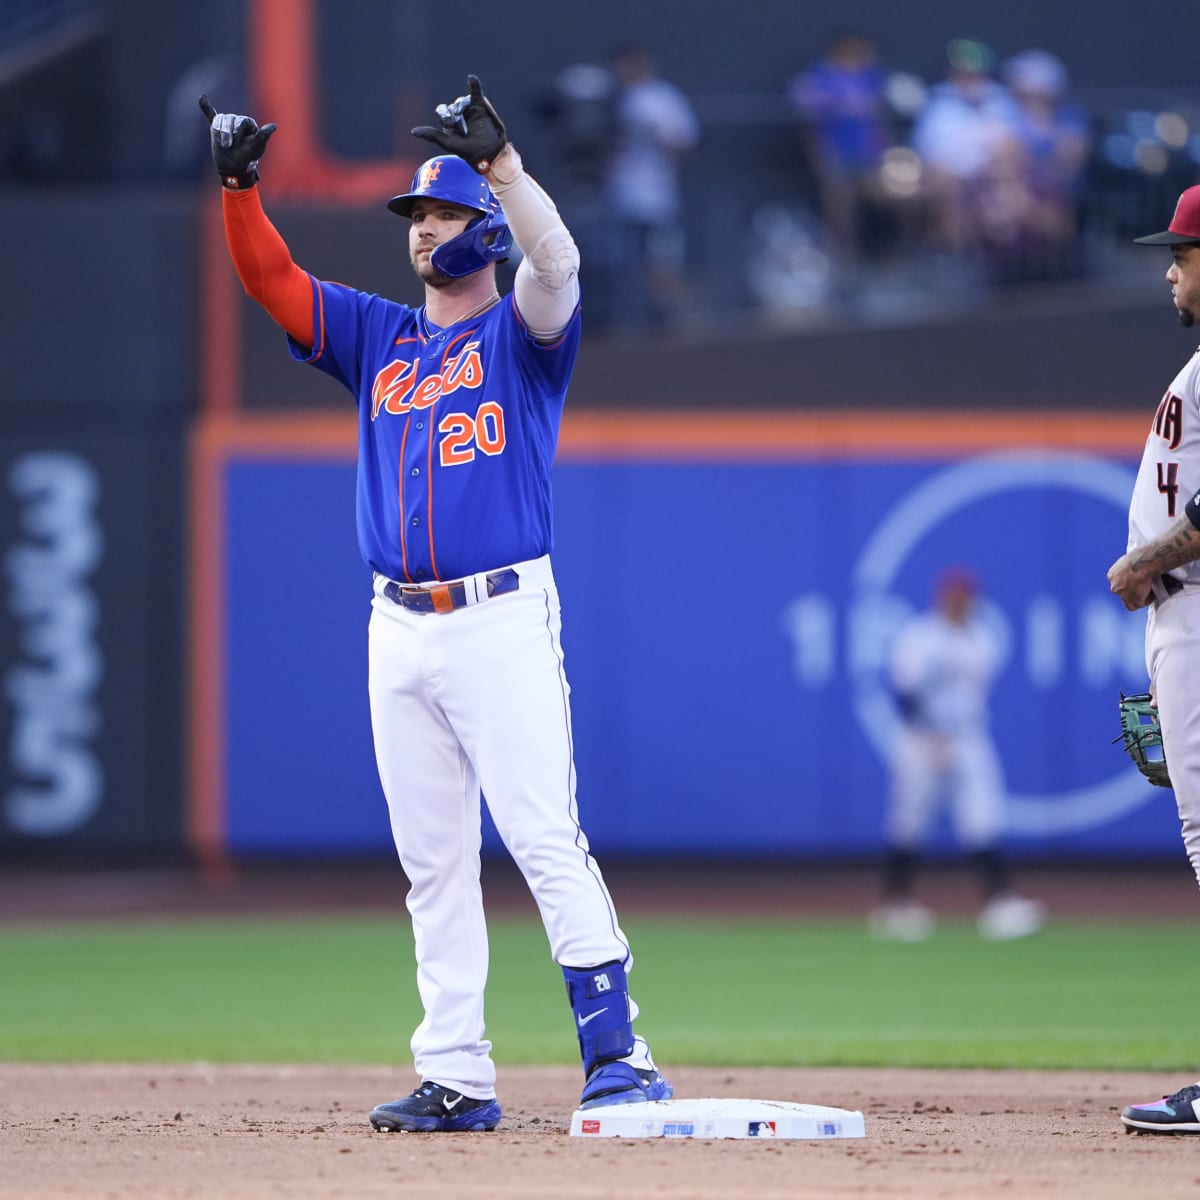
579, 1060, 675, 1109
369, 1081, 502, 1132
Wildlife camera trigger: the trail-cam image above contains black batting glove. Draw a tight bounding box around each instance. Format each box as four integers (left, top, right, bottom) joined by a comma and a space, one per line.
198, 94, 277, 190
412, 74, 508, 174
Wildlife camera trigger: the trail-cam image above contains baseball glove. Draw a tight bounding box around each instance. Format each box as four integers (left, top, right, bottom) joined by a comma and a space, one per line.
1116, 692, 1172, 788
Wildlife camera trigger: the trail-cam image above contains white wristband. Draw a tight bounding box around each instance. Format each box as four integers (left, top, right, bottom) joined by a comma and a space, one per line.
486, 144, 524, 193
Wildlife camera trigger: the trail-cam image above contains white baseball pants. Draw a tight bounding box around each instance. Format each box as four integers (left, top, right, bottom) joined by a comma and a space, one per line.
367, 554, 632, 1098
1146, 588, 1200, 888
885, 727, 1006, 849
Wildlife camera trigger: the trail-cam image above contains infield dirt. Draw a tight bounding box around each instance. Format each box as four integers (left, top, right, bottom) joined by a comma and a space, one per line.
3, 860, 1199, 1198
3, 1062, 1198, 1199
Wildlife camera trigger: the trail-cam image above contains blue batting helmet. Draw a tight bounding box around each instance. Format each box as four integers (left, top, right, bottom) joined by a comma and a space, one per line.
387, 155, 512, 278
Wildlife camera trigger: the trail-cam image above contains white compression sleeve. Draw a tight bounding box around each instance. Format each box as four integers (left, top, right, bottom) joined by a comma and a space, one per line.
487, 146, 581, 340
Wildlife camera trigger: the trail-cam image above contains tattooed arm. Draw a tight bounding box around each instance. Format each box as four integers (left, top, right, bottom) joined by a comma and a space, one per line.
1108, 513, 1200, 611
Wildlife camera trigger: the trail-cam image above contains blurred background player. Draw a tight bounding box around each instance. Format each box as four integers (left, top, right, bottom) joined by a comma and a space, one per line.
869, 568, 1046, 941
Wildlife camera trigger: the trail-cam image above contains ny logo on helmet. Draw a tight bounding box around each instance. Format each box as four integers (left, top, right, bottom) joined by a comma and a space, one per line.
419, 160, 443, 188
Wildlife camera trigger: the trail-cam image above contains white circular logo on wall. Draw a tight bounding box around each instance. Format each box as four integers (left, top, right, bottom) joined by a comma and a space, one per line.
850, 450, 1145, 836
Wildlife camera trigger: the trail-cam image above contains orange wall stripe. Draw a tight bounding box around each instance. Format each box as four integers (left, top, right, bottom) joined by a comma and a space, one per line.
199, 198, 238, 413
190, 408, 1151, 460
558, 410, 1151, 457
253, 0, 318, 161
248, 0, 419, 204
186, 414, 230, 871
193, 411, 358, 457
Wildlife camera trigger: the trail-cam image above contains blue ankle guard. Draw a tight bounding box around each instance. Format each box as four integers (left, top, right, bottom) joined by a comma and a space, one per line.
562, 961, 634, 1072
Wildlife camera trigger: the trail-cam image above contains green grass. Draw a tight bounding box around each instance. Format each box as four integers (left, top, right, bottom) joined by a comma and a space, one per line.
0, 914, 1193, 1070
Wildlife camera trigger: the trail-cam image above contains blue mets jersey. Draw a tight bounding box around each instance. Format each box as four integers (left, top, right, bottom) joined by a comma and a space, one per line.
288, 281, 582, 582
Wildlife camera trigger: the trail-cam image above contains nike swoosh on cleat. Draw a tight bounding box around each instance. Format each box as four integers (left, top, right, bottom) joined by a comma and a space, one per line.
442, 1095, 464, 1110
577, 1007, 608, 1027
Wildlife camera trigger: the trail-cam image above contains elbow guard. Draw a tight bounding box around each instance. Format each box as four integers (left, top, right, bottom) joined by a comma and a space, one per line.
526, 227, 580, 293
1186, 487, 1200, 531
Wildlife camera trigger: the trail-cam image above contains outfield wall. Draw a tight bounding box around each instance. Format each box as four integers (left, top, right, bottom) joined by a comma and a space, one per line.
0, 184, 1186, 864
187, 410, 1181, 863
0, 423, 188, 853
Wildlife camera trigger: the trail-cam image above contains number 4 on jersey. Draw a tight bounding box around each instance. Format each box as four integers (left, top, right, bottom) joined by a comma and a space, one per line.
1158, 461, 1179, 516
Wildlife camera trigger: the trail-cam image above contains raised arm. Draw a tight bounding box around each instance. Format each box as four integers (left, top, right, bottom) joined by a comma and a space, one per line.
487, 145, 581, 340
199, 96, 315, 347
412, 75, 580, 340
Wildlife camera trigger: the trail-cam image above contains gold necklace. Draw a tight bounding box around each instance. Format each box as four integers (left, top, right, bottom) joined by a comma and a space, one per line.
426, 291, 501, 332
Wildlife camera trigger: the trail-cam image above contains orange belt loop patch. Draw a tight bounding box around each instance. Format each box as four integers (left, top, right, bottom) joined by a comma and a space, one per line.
430, 586, 455, 613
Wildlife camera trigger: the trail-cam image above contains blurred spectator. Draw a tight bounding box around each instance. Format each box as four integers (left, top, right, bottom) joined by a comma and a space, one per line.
785, 28, 905, 267
868, 568, 1046, 943
909, 39, 1021, 262
531, 61, 621, 327
908, 40, 1092, 287
604, 43, 700, 332
988, 49, 1091, 282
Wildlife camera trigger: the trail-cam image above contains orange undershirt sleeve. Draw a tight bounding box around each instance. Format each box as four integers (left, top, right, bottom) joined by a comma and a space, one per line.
220, 187, 315, 348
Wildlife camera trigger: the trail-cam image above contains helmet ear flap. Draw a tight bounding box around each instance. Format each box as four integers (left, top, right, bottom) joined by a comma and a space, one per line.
430, 209, 512, 278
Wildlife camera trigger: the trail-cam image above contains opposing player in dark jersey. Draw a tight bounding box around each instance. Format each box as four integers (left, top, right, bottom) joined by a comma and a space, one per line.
200, 75, 672, 1133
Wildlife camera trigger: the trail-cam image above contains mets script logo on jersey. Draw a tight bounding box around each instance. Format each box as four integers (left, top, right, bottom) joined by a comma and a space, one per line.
1153, 389, 1184, 451
370, 342, 484, 419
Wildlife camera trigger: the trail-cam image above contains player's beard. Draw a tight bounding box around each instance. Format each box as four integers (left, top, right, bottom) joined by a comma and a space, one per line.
1174, 282, 1198, 327
411, 246, 453, 288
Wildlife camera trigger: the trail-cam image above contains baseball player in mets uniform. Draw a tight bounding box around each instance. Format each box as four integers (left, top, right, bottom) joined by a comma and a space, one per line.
1108, 184, 1200, 1134
200, 75, 672, 1133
